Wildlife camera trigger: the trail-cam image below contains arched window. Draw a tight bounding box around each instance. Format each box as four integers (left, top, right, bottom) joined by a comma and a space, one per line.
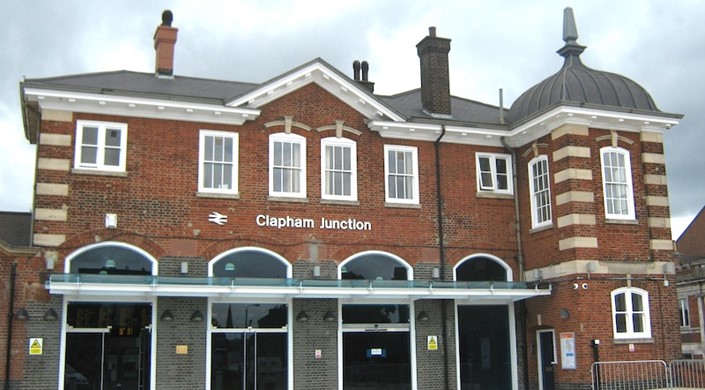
339, 251, 411, 280
600, 146, 635, 220
210, 247, 290, 278
455, 255, 510, 282
611, 287, 651, 339
68, 242, 154, 275
528, 155, 552, 228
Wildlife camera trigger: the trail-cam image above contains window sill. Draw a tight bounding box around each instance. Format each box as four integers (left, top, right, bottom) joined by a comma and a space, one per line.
605, 218, 638, 225
321, 199, 360, 206
72, 168, 127, 177
530, 224, 553, 234
384, 202, 421, 209
476, 191, 514, 200
197, 192, 240, 199
613, 337, 654, 344
268, 196, 308, 203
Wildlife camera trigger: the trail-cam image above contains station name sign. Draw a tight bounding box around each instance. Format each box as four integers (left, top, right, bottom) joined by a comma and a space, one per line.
256, 214, 372, 231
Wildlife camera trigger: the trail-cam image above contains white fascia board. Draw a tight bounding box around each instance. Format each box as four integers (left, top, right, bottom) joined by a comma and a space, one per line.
227, 62, 404, 122
24, 88, 260, 125
368, 121, 443, 141
505, 106, 680, 148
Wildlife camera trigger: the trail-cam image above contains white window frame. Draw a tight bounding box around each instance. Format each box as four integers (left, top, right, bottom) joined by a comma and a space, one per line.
611, 287, 651, 339
679, 298, 691, 327
198, 130, 239, 194
321, 137, 357, 201
74, 120, 128, 172
384, 145, 419, 204
528, 155, 552, 228
476, 153, 513, 195
600, 147, 635, 220
269, 133, 306, 198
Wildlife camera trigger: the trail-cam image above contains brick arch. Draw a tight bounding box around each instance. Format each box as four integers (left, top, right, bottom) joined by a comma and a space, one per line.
200, 232, 296, 262
327, 239, 417, 266
59, 228, 167, 260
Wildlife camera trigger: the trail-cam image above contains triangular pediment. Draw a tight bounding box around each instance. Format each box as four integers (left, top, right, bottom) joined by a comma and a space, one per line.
226, 59, 404, 122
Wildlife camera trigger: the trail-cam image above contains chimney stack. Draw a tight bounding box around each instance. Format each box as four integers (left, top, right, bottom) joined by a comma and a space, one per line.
154, 10, 178, 78
352, 60, 375, 93
416, 27, 451, 116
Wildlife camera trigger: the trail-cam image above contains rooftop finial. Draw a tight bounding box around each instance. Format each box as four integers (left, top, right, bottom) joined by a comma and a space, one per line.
557, 7, 586, 60
562, 7, 578, 44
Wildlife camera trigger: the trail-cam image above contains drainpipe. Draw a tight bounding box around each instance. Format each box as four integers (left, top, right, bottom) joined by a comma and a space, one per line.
501, 136, 528, 390
5, 262, 18, 390
434, 125, 449, 390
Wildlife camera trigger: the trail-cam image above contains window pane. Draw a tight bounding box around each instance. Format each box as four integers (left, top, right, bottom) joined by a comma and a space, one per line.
81, 146, 98, 164
614, 293, 626, 311
388, 176, 396, 198
632, 313, 644, 332
496, 158, 507, 174
481, 172, 493, 188
479, 157, 490, 172
204, 163, 213, 188
82, 127, 99, 145
497, 173, 508, 190
104, 148, 120, 166
105, 129, 121, 147
343, 147, 351, 170
615, 313, 627, 333
224, 138, 233, 162
631, 294, 643, 311
274, 142, 283, 166
292, 143, 301, 168
273, 168, 282, 192
204, 136, 214, 161
388, 150, 397, 174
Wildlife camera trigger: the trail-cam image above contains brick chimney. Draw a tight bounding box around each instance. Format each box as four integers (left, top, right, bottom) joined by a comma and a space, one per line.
352, 60, 375, 93
154, 10, 178, 78
416, 27, 451, 116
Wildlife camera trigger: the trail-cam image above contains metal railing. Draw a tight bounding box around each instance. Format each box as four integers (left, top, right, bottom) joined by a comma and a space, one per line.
591, 359, 705, 389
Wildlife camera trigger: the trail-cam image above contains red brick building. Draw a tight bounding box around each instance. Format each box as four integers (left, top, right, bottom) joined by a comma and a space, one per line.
3, 7, 683, 390
676, 207, 705, 358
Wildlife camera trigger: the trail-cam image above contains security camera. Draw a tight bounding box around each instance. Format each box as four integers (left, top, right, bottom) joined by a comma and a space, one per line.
582, 283, 588, 290
573, 283, 579, 290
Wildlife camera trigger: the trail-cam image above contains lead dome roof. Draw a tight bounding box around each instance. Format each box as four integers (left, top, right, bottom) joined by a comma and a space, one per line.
508, 8, 661, 125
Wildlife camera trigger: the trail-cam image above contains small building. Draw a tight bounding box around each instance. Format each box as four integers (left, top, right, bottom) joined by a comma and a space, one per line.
2, 7, 683, 390
676, 206, 705, 358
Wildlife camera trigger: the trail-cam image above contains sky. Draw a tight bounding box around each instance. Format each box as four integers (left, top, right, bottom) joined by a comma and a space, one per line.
1, 0, 703, 240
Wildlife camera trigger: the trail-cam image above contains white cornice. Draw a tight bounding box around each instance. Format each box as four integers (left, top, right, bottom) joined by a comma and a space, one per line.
227, 61, 405, 122
24, 88, 260, 126
368, 106, 679, 147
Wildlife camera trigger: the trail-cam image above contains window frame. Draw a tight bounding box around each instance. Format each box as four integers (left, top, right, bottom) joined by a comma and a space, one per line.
600, 146, 636, 220
269, 132, 306, 199
611, 287, 652, 339
476, 153, 513, 195
198, 130, 239, 195
383, 145, 419, 204
528, 155, 552, 228
679, 298, 691, 328
74, 120, 128, 172
321, 137, 357, 201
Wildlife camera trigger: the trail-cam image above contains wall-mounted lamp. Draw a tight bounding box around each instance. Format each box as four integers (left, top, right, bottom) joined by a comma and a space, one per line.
180, 261, 189, 275
190, 310, 204, 322
105, 213, 118, 229
323, 311, 336, 322
43, 308, 58, 321
587, 261, 597, 274
312, 266, 321, 278
296, 310, 309, 322
431, 267, 440, 279
224, 263, 235, 272
533, 269, 543, 280
15, 308, 30, 321
560, 308, 570, 320
417, 311, 429, 322
161, 309, 174, 322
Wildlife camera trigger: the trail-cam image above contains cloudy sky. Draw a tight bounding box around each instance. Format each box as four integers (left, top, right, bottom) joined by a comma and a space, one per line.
1, 0, 703, 239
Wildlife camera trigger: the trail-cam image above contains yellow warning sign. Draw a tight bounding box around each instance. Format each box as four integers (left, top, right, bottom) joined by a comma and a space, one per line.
29, 338, 43, 355
427, 335, 438, 351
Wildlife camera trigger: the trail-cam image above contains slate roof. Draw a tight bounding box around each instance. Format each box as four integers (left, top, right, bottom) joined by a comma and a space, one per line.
0, 212, 32, 247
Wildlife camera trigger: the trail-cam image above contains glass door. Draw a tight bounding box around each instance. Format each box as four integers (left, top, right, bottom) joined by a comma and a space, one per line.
64, 303, 152, 390
211, 332, 287, 390
342, 331, 411, 390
